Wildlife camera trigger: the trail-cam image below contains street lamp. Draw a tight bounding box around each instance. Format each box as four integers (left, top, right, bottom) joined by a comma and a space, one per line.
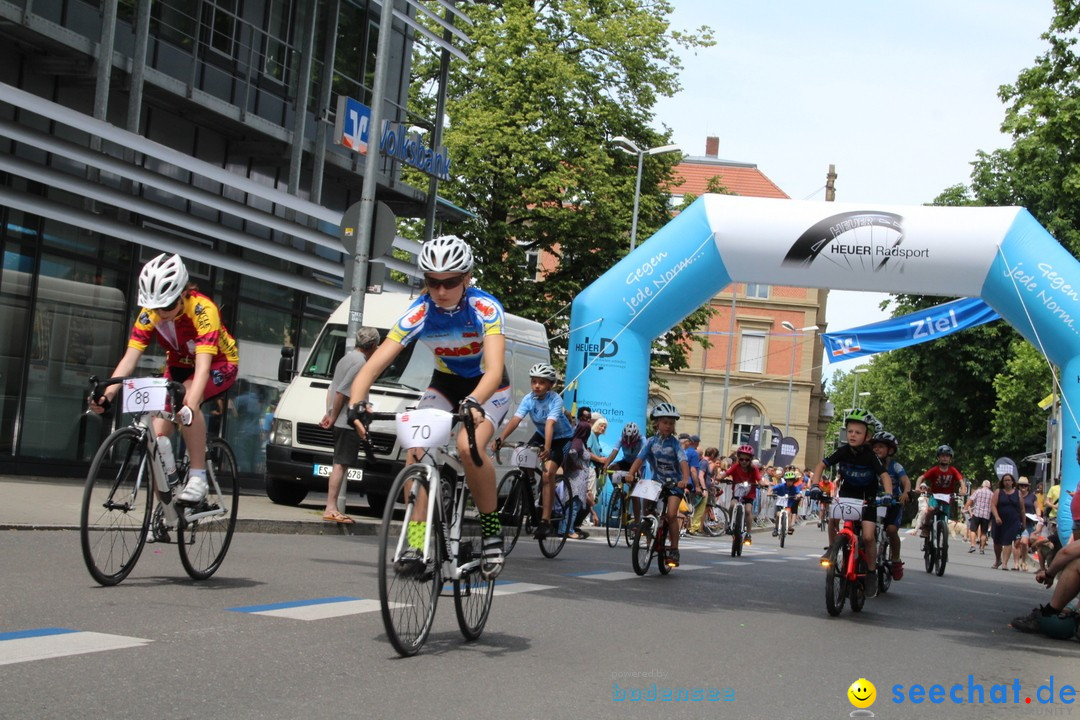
781, 322, 819, 436
851, 366, 870, 409
611, 136, 682, 251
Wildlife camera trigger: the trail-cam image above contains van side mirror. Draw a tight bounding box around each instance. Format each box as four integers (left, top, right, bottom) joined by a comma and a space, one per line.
278, 346, 295, 383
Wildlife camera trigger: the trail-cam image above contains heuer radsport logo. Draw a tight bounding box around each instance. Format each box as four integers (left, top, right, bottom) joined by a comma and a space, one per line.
782, 211, 923, 273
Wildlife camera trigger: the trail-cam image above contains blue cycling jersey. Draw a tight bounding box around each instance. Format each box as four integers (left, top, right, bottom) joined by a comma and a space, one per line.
387, 286, 504, 378
636, 435, 686, 483
514, 391, 574, 440
884, 458, 907, 498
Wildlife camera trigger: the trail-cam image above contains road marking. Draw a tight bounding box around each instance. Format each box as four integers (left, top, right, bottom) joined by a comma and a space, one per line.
576, 571, 644, 581
229, 596, 385, 620
753, 558, 788, 563
712, 561, 747, 565
0, 628, 151, 666
493, 582, 556, 596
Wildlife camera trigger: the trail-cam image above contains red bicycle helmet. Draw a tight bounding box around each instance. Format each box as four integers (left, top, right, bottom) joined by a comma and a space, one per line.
736, 444, 755, 457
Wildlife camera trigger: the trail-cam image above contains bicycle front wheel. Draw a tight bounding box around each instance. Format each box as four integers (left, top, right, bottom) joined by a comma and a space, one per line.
779, 511, 787, 549
935, 521, 948, 576
454, 485, 494, 641
731, 508, 744, 557
496, 470, 525, 556
177, 439, 239, 580
825, 537, 848, 617
80, 427, 154, 586
631, 521, 654, 576
379, 466, 442, 657
605, 491, 624, 548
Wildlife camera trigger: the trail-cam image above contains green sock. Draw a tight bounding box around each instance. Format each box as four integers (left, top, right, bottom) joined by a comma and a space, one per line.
407, 521, 427, 549
479, 511, 501, 537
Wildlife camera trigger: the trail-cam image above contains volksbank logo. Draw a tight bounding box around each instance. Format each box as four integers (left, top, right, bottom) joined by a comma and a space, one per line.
783, 211, 925, 271
576, 336, 619, 363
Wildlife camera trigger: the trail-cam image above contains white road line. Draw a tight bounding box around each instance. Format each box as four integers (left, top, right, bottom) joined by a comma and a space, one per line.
0, 629, 151, 666
493, 582, 556, 596
251, 599, 385, 620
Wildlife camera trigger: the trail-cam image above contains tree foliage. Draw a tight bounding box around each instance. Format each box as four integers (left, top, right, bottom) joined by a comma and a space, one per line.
407, 0, 714, 370
823, 6, 1075, 479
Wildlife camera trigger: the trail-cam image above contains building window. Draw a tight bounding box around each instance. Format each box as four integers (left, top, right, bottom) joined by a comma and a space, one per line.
738, 332, 764, 373
731, 404, 760, 448
745, 283, 769, 299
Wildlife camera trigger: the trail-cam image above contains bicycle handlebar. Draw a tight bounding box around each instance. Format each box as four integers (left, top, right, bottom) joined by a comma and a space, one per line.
357, 408, 484, 467
86, 375, 186, 415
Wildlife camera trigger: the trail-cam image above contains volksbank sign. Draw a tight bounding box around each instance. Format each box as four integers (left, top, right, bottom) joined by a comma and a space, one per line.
333, 96, 451, 181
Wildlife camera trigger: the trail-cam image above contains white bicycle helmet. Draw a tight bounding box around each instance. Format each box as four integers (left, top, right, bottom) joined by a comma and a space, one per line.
528, 362, 558, 381
418, 235, 474, 273
138, 253, 189, 309
650, 402, 680, 420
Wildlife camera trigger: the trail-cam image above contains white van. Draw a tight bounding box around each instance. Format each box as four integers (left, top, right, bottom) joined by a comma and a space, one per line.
264, 290, 551, 514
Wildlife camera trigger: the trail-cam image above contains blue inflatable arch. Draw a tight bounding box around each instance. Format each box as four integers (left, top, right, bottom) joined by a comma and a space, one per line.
566, 194, 1080, 543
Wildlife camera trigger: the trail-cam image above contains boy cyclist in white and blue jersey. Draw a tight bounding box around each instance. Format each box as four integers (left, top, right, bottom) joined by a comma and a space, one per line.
495, 363, 574, 539
625, 403, 690, 567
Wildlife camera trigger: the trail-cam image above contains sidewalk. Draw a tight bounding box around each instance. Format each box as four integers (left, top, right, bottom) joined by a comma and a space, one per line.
0, 477, 379, 535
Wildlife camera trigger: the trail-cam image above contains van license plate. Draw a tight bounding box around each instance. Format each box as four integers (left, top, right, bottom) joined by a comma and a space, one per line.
313, 464, 363, 481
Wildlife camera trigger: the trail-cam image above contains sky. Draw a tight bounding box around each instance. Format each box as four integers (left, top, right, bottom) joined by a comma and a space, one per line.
651, 0, 1054, 372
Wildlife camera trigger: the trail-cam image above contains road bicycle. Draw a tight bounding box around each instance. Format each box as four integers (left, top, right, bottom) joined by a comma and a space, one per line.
79, 376, 239, 586
631, 480, 680, 576
727, 482, 752, 556
874, 497, 893, 595
602, 470, 635, 548
822, 496, 889, 616
494, 443, 573, 558
773, 494, 792, 549
923, 493, 951, 577
364, 406, 494, 657
699, 485, 730, 537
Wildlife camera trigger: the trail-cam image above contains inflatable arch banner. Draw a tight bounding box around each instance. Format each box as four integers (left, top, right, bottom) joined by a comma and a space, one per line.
566, 194, 1080, 544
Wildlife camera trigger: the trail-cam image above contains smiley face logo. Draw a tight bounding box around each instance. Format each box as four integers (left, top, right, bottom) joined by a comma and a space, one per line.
847, 678, 876, 709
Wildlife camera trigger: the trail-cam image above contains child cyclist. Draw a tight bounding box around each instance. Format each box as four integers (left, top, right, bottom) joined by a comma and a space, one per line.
716, 443, 762, 544
871, 431, 912, 580
915, 444, 965, 541
625, 403, 690, 566
348, 235, 509, 579
494, 363, 575, 540
603, 421, 645, 525
772, 470, 800, 537
811, 408, 893, 596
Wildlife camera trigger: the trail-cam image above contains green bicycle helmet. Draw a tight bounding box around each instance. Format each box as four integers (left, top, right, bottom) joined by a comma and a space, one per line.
783, 470, 799, 482
844, 407, 874, 428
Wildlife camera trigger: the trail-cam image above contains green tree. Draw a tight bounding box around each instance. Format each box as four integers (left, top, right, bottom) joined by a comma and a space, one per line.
407, 0, 714, 370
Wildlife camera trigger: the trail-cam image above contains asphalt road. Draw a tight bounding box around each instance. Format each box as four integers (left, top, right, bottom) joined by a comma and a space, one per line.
3, 522, 1077, 720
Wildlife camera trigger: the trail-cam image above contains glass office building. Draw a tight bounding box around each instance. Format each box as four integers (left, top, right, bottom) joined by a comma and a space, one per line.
0, 0, 461, 476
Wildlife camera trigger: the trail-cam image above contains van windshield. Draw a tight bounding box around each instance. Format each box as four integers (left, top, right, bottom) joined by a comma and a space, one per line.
302, 324, 429, 391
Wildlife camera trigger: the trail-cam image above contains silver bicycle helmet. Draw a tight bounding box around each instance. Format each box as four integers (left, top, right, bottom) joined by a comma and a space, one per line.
138, 253, 188, 309
622, 422, 641, 444
528, 362, 558, 381
418, 235, 474, 273
650, 402, 680, 420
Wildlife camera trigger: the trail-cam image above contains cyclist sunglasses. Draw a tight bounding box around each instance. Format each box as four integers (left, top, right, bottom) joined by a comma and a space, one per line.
424, 274, 467, 290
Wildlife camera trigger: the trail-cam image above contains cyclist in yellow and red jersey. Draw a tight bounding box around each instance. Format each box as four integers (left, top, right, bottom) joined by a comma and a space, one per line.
89, 253, 238, 505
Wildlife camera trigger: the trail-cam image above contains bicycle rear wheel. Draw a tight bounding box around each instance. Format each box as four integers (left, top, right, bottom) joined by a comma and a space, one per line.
877, 533, 892, 594
80, 427, 154, 586
935, 521, 948, 576
605, 492, 624, 548
539, 478, 571, 558
454, 485, 494, 641
631, 520, 654, 576
177, 439, 239, 580
496, 470, 524, 556
701, 499, 728, 537
379, 466, 442, 657
657, 523, 672, 575
825, 537, 848, 616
